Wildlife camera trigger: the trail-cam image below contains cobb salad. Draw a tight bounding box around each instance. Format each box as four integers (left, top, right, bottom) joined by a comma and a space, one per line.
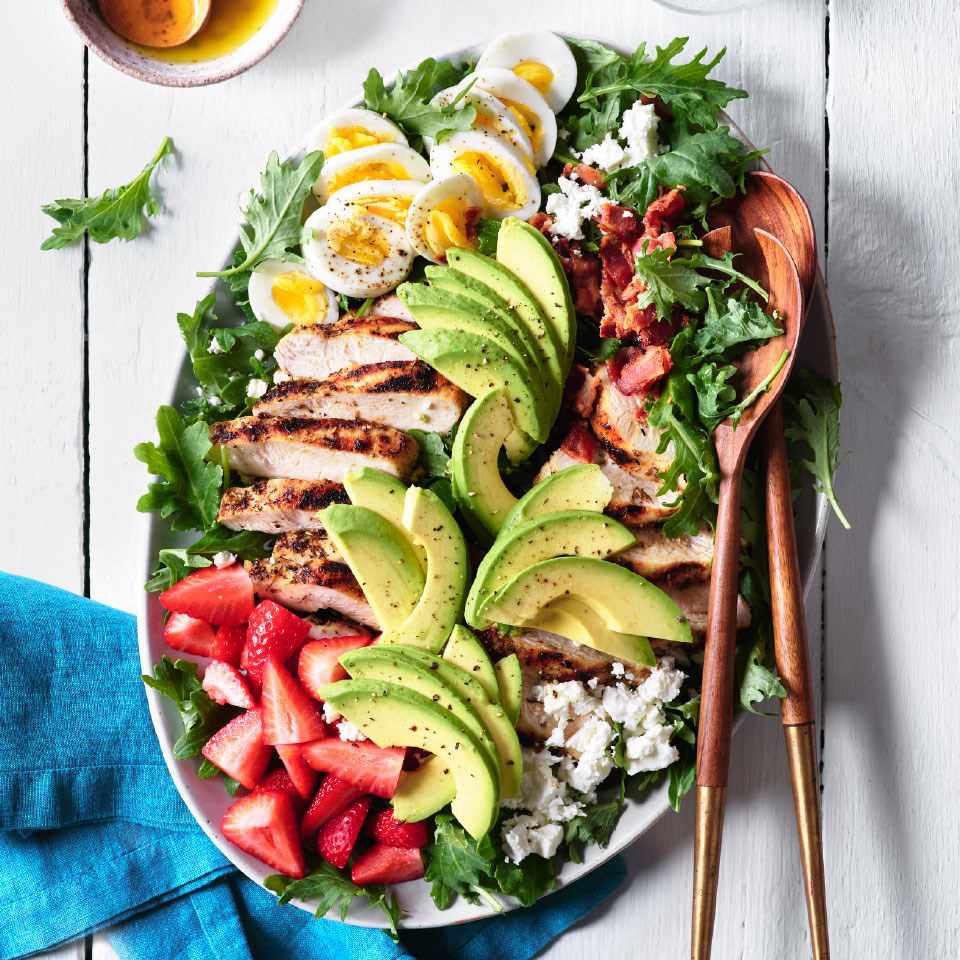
138, 32, 847, 933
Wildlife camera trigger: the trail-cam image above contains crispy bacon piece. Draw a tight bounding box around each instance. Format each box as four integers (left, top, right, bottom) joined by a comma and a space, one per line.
559, 421, 599, 463
599, 235, 634, 288
598, 204, 642, 242
632, 231, 677, 256
569, 251, 602, 319
609, 346, 673, 397
563, 162, 607, 189
643, 188, 685, 236
528, 212, 553, 235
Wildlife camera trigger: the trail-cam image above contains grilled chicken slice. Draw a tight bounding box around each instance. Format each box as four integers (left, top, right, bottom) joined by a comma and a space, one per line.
253, 361, 469, 433
615, 526, 714, 586
217, 478, 347, 533
369, 293, 415, 323
274, 317, 417, 381
589, 365, 673, 466
307, 615, 371, 639
271, 529, 342, 564
209, 416, 419, 482
662, 581, 751, 634
247, 556, 377, 627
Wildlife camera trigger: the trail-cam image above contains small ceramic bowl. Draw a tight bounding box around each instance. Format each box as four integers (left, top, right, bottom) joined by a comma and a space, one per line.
62, 0, 304, 87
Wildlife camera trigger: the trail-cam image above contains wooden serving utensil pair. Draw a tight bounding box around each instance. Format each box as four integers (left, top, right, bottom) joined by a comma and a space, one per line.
690, 172, 829, 959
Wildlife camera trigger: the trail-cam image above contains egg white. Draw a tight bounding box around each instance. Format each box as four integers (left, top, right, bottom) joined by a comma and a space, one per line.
324, 178, 422, 226
248, 260, 340, 329
405, 175, 484, 263
477, 32, 578, 113
306, 108, 407, 158
314, 143, 430, 203
428, 86, 534, 160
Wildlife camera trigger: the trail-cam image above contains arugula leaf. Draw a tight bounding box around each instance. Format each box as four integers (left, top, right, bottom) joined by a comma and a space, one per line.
199, 150, 323, 279
476, 217, 502, 256
144, 548, 212, 593
408, 429, 451, 479
142, 657, 230, 759
363, 58, 476, 141
667, 754, 696, 811
784, 370, 851, 529
265, 863, 402, 938
692, 289, 782, 359
737, 634, 787, 714
575, 314, 622, 363
423, 814, 498, 910
493, 855, 555, 906
41, 137, 173, 250
563, 799, 625, 864
134, 405, 223, 532
187, 525, 273, 560
565, 37, 621, 71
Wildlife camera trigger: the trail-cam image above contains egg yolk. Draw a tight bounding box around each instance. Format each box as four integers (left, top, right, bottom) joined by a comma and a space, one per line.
512, 60, 554, 96
271, 271, 327, 325
325, 126, 392, 157
424, 198, 477, 260
328, 161, 413, 194
499, 98, 543, 157
347, 193, 413, 225
452, 152, 526, 213
327, 218, 390, 266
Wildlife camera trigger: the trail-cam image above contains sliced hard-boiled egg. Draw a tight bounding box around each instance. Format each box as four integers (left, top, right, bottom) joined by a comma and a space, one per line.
249, 260, 340, 329
307, 107, 408, 158
325, 179, 422, 227
429, 86, 533, 160
430, 130, 541, 221
405, 175, 484, 263
314, 143, 430, 203
477, 32, 578, 113
302, 206, 415, 298
456, 68, 557, 167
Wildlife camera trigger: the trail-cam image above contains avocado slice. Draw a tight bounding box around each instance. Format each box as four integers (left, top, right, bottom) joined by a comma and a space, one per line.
320, 504, 424, 630
375, 486, 466, 651
529, 595, 656, 668
481, 556, 694, 645
502, 464, 614, 531
339, 646, 496, 767
400, 328, 551, 443
496, 217, 576, 375
317, 678, 499, 839
343, 468, 426, 569
464, 510, 637, 629
446, 246, 563, 374
451, 390, 518, 538
425, 264, 564, 398
387, 645, 523, 799
443, 625, 499, 703
391, 756, 456, 823
494, 654, 522, 727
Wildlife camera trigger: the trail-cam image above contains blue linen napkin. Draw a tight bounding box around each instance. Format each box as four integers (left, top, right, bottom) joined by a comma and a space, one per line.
0, 573, 626, 960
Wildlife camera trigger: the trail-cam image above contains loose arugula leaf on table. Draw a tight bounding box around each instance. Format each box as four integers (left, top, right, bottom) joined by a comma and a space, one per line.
41, 137, 173, 250
265, 863, 402, 939
423, 814, 499, 910
784, 369, 851, 529
363, 57, 476, 142
199, 150, 323, 279
135, 405, 223, 532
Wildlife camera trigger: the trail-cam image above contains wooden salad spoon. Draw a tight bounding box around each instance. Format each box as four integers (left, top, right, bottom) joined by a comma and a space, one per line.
691, 226, 805, 960
713, 170, 830, 959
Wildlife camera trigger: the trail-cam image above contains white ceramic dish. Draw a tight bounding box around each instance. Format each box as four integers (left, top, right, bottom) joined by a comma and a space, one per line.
139, 40, 839, 929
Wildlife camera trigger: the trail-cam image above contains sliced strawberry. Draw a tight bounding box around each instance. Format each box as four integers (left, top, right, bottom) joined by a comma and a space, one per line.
160, 564, 254, 626
301, 739, 405, 798
317, 796, 371, 869
254, 768, 305, 810
221, 789, 305, 878
275, 744, 319, 800
351, 844, 424, 885
201, 710, 272, 790
365, 808, 431, 849
242, 601, 311, 685
301, 774, 364, 839
203, 661, 255, 708
209, 624, 246, 665
261, 659, 327, 745
163, 612, 216, 656
297, 635, 372, 698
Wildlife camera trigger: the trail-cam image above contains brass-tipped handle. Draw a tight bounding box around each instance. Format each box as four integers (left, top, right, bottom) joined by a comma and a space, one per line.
691, 785, 726, 960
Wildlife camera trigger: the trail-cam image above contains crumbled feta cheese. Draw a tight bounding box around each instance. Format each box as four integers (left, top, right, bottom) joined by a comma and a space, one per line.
558, 715, 616, 795
208, 338, 224, 355
545, 175, 609, 240
502, 815, 564, 864
623, 716, 679, 774
611, 662, 625, 677
587, 677, 599, 690
273, 369, 289, 384
322, 702, 341, 724
254, 349, 265, 361
195, 386, 204, 397
580, 133, 627, 172
246, 378, 268, 399
207, 395, 221, 407
212, 551, 236, 569
619, 100, 660, 165
337, 721, 366, 742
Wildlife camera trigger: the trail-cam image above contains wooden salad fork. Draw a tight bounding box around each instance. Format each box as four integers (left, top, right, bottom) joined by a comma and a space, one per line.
691, 226, 805, 960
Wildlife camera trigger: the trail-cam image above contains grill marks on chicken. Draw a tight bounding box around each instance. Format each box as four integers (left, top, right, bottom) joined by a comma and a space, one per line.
217, 478, 347, 533
615, 525, 714, 586
253, 361, 469, 433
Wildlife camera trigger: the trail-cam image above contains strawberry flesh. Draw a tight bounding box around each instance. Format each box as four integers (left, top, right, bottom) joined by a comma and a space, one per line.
301, 739, 405, 798
202, 661, 254, 709
317, 796, 371, 869
297, 635, 372, 699
254, 768, 305, 809
365, 808, 431, 849
209, 624, 246, 665
221, 789, 305, 878
351, 844, 424, 885
301, 774, 364, 839
260, 659, 327, 745
160, 564, 254, 626
163, 612, 216, 656
201, 709, 272, 790
242, 601, 311, 685
275, 744, 319, 800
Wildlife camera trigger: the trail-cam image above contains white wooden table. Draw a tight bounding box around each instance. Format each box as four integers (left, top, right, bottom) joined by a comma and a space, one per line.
2, 1, 958, 957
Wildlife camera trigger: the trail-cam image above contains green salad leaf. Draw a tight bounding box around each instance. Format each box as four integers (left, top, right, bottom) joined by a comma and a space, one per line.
41, 137, 173, 250
199, 150, 323, 279
363, 57, 476, 142
492, 855, 555, 907
476, 217, 502, 256
134, 405, 223, 533
423, 814, 498, 910
737, 634, 788, 714
563, 799, 625, 864
265, 863, 402, 938
144, 548, 212, 593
